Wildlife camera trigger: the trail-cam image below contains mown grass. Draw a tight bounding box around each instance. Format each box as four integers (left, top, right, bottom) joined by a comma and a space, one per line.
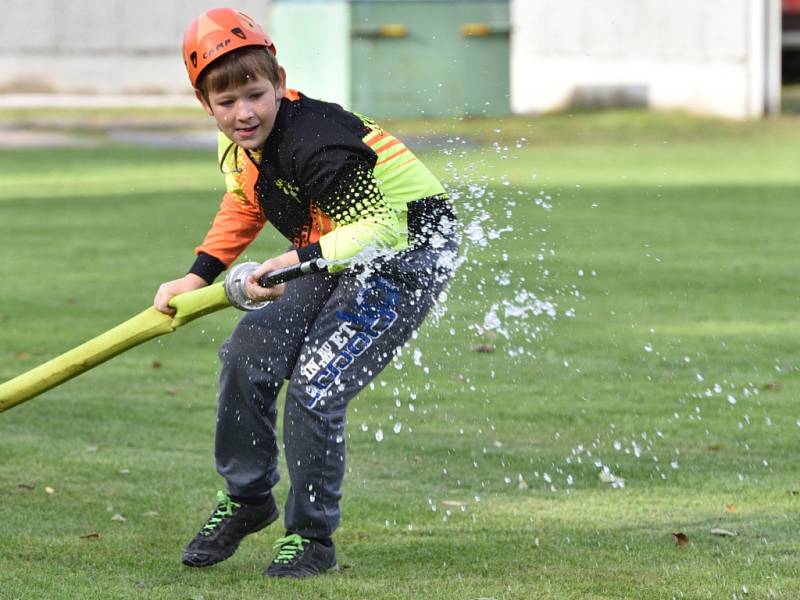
1, 109, 799, 599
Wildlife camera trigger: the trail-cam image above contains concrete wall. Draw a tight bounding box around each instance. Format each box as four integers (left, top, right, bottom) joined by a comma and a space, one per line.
0, 0, 784, 119
0, 0, 271, 95
510, 0, 782, 118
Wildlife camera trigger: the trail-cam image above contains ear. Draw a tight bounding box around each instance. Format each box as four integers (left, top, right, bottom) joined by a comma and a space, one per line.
195, 89, 214, 116
276, 67, 287, 100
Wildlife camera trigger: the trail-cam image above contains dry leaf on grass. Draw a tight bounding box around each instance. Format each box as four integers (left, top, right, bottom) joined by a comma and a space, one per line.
17, 484, 34, 491
111, 514, 127, 523
725, 504, 737, 513
671, 532, 689, 546
80, 532, 100, 540
710, 528, 737, 537
472, 344, 497, 353
151, 361, 162, 369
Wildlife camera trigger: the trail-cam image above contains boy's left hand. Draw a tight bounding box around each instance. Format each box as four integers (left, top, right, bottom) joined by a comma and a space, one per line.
244, 250, 301, 302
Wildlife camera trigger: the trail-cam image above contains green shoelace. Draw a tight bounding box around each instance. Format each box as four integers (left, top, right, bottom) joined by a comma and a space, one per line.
201, 490, 241, 536
272, 533, 311, 564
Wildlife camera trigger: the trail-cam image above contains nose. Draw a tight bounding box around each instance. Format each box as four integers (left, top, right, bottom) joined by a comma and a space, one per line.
234, 99, 255, 122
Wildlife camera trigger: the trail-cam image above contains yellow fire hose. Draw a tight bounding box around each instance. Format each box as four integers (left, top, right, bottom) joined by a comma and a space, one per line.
0, 258, 326, 413
0, 283, 230, 413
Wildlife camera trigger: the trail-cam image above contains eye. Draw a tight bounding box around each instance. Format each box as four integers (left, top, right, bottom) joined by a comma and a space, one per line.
250, 91, 265, 100
217, 99, 234, 107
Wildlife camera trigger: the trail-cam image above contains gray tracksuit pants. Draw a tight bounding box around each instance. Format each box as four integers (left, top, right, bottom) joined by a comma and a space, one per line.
214, 239, 458, 538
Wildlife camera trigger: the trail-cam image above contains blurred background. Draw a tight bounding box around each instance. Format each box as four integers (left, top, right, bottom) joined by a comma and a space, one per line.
0, 0, 798, 120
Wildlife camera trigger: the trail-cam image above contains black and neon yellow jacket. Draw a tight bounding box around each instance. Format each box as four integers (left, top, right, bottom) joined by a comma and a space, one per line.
190, 90, 450, 283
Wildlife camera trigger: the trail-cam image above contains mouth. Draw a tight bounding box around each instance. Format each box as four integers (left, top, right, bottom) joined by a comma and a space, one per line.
236, 124, 260, 138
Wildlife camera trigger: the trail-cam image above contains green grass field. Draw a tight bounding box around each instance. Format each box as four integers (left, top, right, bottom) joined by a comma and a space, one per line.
1, 109, 799, 599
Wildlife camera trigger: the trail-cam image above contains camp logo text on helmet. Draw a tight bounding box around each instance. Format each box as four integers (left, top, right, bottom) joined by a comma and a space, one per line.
182, 7, 277, 87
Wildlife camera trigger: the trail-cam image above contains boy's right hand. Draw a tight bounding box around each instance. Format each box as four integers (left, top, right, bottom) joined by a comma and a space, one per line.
154, 273, 208, 316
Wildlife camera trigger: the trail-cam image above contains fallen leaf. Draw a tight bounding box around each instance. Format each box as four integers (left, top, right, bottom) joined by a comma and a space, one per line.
151, 361, 162, 369
17, 484, 34, 491
761, 382, 781, 391
15, 352, 31, 361
44, 486, 55, 495
671, 532, 689, 546
725, 504, 737, 513
706, 444, 724, 451
80, 532, 100, 540
710, 528, 737, 537
472, 344, 497, 353
412, 455, 422, 464
111, 513, 127, 523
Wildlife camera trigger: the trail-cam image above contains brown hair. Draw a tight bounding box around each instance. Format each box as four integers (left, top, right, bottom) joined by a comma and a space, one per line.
196, 46, 282, 101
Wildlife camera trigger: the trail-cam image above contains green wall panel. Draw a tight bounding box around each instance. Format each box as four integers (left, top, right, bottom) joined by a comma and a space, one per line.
350, 0, 509, 118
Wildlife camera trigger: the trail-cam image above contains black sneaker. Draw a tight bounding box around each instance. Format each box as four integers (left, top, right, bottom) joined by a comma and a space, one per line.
182, 490, 279, 568
264, 533, 339, 578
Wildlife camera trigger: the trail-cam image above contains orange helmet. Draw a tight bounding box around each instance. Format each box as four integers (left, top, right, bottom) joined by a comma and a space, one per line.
182, 7, 277, 87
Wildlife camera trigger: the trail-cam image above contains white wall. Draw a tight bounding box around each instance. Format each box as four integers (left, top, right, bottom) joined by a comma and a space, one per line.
511, 0, 781, 119
0, 0, 271, 95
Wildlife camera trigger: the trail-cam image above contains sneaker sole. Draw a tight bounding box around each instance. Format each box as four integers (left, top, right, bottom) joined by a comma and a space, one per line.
182, 505, 280, 568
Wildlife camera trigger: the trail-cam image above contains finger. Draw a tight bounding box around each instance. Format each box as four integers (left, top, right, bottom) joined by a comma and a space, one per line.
244, 280, 268, 301
156, 302, 177, 316
251, 260, 280, 283
154, 291, 177, 316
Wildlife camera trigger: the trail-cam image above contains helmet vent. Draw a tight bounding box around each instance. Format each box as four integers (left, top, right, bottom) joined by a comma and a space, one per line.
231, 27, 247, 40
190, 51, 198, 68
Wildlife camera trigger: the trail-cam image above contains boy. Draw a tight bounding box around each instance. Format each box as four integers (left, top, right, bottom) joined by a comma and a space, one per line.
154, 7, 458, 578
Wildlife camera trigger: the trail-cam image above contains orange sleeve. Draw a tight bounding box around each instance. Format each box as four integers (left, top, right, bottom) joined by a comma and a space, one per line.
194, 190, 266, 267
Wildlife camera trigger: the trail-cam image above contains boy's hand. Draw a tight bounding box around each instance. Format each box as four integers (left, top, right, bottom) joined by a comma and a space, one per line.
154, 273, 208, 316
244, 250, 301, 302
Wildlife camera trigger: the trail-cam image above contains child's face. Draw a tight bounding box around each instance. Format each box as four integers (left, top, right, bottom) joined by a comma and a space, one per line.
198, 73, 286, 151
